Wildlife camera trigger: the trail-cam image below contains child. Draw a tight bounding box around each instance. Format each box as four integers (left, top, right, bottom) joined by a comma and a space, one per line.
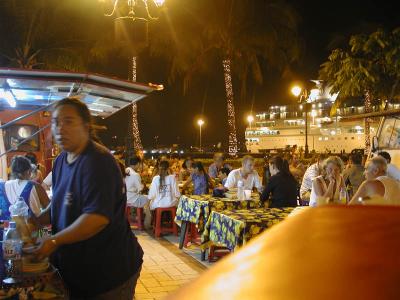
212, 167, 230, 197
218, 167, 231, 186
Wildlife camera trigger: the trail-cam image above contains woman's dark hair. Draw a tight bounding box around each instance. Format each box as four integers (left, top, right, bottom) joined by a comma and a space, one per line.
53, 97, 96, 138
11, 155, 32, 180
220, 167, 230, 176
25, 152, 38, 165
192, 161, 210, 191
192, 161, 206, 173
129, 156, 142, 166
159, 160, 170, 191
182, 158, 192, 170
270, 155, 294, 179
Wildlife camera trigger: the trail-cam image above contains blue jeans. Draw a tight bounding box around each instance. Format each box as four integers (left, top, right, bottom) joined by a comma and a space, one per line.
70, 267, 142, 300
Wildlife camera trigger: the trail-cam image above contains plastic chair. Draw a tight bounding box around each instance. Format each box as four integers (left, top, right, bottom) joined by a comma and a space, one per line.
125, 206, 144, 230
153, 207, 178, 238
208, 245, 231, 262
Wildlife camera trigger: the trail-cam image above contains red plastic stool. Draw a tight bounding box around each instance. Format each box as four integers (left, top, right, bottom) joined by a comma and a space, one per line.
208, 245, 231, 262
126, 206, 144, 230
154, 207, 178, 238
184, 223, 200, 247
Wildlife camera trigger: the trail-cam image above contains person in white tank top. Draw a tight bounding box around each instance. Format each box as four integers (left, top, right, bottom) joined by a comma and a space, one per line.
350, 156, 400, 205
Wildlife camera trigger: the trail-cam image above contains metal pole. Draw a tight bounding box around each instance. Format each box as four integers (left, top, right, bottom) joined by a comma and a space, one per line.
0, 102, 55, 130
199, 125, 202, 152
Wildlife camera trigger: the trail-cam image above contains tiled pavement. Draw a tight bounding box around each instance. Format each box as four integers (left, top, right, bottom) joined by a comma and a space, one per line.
134, 231, 207, 300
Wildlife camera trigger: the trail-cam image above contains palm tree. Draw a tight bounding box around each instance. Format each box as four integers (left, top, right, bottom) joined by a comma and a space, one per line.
150, 0, 301, 155
320, 28, 400, 151
0, 1, 105, 71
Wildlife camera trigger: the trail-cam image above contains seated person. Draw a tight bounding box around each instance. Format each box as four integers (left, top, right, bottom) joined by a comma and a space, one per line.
182, 161, 214, 195
179, 158, 193, 182
378, 151, 400, 181
310, 156, 347, 206
148, 161, 180, 209
218, 167, 230, 186
212, 167, 231, 197
125, 156, 149, 208
261, 156, 298, 207
224, 155, 263, 192
2, 156, 50, 217
343, 153, 365, 197
0, 156, 50, 243
349, 156, 400, 205
300, 154, 327, 202
208, 153, 231, 179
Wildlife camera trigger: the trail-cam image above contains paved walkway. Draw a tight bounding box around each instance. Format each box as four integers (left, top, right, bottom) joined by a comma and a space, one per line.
134, 231, 207, 300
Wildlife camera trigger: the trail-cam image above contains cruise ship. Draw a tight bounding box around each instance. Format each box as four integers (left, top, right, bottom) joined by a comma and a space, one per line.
245, 96, 400, 154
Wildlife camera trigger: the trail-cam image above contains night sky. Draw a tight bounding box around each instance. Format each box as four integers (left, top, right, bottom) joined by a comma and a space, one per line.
3, 0, 399, 150
99, 0, 400, 150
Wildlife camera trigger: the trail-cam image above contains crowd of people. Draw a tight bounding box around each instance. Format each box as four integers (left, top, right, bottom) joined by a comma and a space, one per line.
1, 97, 400, 299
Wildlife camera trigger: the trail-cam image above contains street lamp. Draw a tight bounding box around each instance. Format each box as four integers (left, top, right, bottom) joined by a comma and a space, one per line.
247, 115, 254, 129
291, 86, 302, 97
291, 85, 310, 157
197, 119, 204, 152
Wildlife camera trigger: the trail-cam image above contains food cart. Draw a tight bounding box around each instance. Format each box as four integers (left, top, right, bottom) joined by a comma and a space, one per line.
0, 68, 162, 180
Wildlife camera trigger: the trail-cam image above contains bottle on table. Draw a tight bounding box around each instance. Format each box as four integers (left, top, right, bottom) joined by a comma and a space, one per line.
339, 187, 347, 204
2, 221, 23, 283
237, 180, 245, 200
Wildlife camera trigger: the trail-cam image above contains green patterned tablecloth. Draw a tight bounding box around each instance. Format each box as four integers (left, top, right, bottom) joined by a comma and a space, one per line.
175, 194, 262, 231
206, 207, 295, 250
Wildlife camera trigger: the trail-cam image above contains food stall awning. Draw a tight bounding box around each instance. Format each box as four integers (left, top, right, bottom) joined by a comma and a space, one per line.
0, 68, 163, 118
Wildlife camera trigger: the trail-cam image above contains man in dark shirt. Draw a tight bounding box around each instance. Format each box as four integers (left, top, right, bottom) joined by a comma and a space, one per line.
260, 156, 298, 207
35, 97, 143, 299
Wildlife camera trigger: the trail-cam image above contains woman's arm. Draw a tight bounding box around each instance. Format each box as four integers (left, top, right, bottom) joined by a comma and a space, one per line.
182, 176, 192, 191
260, 177, 274, 202
313, 177, 335, 199
207, 175, 215, 189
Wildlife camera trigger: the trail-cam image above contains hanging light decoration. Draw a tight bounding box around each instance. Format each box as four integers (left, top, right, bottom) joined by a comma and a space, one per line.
131, 56, 143, 151
364, 90, 372, 154
223, 59, 238, 156
103, 0, 165, 152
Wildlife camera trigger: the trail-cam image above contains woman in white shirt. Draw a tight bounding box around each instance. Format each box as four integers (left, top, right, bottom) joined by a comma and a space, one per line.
0, 156, 50, 245
125, 157, 149, 208
148, 160, 180, 210
1, 156, 50, 218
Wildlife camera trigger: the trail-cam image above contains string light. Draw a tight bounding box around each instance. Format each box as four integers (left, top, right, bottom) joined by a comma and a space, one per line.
364, 90, 372, 154
223, 59, 238, 156
131, 56, 143, 151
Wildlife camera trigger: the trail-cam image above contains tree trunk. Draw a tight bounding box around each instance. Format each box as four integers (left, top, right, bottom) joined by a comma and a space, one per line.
222, 58, 238, 156
364, 89, 372, 154
131, 56, 143, 151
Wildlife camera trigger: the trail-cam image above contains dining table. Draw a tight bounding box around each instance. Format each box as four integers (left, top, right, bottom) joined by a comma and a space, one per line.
175, 193, 262, 259
204, 207, 296, 250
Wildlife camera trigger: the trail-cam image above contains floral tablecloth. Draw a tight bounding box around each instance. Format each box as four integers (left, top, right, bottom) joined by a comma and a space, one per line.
175, 194, 262, 231
206, 207, 295, 250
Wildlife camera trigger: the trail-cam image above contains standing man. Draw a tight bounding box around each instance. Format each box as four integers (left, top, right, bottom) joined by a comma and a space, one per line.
35, 97, 143, 299
224, 155, 263, 192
